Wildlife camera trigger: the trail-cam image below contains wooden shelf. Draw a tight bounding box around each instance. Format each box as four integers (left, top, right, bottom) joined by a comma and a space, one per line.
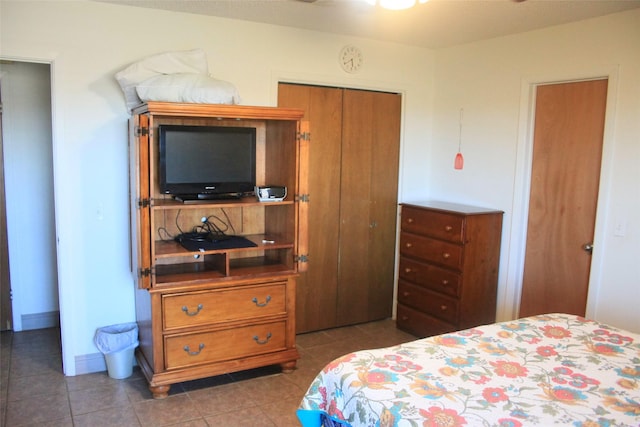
154, 258, 293, 286
154, 263, 227, 284
132, 102, 305, 121
152, 197, 294, 209
154, 234, 294, 258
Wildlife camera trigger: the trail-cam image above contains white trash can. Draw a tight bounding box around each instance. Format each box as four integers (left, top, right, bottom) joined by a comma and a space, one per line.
94, 323, 139, 379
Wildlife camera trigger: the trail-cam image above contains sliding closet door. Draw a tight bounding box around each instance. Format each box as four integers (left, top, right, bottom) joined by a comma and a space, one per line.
337, 89, 401, 325
278, 83, 343, 332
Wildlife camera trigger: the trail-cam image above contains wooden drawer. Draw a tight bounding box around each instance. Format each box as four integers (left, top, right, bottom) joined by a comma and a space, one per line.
400, 232, 463, 270
163, 283, 287, 330
164, 321, 286, 369
396, 304, 456, 338
398, 257, 461, 297
397, 280, 458, 324
401, 206, 464, 243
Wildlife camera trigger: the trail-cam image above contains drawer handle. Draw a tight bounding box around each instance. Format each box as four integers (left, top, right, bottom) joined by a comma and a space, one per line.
440, 305, 448, 311
442, 252, 451, 259
181, 304, 203, 316
407, 218, 414, 224
403, 291, 410, 297
253, 332, 272, 345
441, 280, 449, 286
252, 295, 272, 307
405, 242, 413, 248
444, 225, 453, 232
183, 343, 205, 356
404, 267, 412, 274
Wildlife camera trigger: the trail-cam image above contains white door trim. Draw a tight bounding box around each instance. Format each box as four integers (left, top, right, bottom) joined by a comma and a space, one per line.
0, 54, 73, 375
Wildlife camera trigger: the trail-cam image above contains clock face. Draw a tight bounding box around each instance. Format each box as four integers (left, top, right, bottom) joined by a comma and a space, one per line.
339, 45, 363, 73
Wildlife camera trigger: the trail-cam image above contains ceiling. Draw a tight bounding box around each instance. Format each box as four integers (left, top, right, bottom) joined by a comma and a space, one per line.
95, 0, 640, 49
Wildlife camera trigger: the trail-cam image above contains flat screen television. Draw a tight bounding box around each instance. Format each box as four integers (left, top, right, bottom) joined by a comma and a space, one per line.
158, 124, 257, 200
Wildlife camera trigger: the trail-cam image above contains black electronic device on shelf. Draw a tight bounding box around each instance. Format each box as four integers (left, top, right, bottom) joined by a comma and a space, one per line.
175, 232, 257, 251
174, 192, 246, 202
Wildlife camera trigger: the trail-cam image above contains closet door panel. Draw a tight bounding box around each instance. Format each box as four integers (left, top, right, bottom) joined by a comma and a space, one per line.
337, 90, 401, 325
337, 89, 375, 325
368, 91, 401, 320
278, 83, 343, 332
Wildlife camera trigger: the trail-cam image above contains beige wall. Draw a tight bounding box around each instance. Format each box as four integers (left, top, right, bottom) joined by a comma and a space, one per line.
430, 9, 640, 331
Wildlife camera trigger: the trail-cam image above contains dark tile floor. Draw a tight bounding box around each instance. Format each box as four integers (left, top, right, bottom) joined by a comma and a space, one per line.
0, 319, 416, 426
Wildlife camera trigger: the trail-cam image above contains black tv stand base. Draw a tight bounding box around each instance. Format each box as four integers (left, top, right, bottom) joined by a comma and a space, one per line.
174, 193, 244, 202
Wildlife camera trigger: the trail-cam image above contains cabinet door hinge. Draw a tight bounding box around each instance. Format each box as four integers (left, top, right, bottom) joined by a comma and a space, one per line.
295, 254, 309, 263
135, 126, 149, 137
296, 194, 310, 203
138, 268, 152, 278
138, 198, 151, 208
298, 131, 310, 142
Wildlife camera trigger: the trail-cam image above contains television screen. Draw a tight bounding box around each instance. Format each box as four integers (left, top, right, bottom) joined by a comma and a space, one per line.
159, 125, 256, 199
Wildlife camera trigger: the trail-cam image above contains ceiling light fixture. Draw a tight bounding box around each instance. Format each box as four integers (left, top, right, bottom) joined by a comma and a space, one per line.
364, 0, 428, 10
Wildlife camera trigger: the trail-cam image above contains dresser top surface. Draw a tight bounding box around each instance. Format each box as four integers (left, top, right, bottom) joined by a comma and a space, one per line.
401, 201, 503, 215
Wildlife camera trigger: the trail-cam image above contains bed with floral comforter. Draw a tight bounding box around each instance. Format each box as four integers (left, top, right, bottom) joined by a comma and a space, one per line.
297, 313, 640, 427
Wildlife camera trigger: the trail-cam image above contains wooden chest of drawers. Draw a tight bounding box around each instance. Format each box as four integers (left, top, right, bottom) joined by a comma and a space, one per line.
396, 202, 503, 337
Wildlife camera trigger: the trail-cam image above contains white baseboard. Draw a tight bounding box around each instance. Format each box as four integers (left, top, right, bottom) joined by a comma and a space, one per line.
21, 311, 60, 330
75, 352, 107, 375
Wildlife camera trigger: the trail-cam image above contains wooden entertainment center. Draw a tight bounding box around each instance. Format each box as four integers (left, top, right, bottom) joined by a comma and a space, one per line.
128, 102, 308, 398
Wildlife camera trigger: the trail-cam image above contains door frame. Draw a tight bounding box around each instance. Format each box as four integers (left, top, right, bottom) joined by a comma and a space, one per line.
0, 93, 11, 330
506, 66, 620, 321
0, 55, 70, 372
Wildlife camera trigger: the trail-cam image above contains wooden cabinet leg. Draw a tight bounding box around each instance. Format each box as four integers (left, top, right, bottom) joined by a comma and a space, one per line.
281, 360, 297, 373
149, 384, 170, 399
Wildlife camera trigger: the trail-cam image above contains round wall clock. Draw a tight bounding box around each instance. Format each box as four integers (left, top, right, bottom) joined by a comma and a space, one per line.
339, 45, 363, 73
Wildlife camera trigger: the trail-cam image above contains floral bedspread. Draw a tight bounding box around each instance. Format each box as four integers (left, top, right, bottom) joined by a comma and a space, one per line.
297, 313, 640, 427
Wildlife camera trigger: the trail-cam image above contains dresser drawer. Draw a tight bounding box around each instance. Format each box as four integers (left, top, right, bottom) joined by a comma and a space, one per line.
163, 283, 287, 330
164, 321, 286, 369
398, 257, 461, 297
401, 206, 464, 243
400, 232, 463, 270
397, 280, 458, 324
396, 304, 456, 338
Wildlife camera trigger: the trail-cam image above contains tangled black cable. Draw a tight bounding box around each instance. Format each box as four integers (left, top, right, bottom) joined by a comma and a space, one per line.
156, 209, 236, 241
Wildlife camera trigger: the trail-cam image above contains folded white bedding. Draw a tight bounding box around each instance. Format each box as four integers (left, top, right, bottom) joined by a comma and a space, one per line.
136, 73, 241, 105
115, 48, 240, 110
